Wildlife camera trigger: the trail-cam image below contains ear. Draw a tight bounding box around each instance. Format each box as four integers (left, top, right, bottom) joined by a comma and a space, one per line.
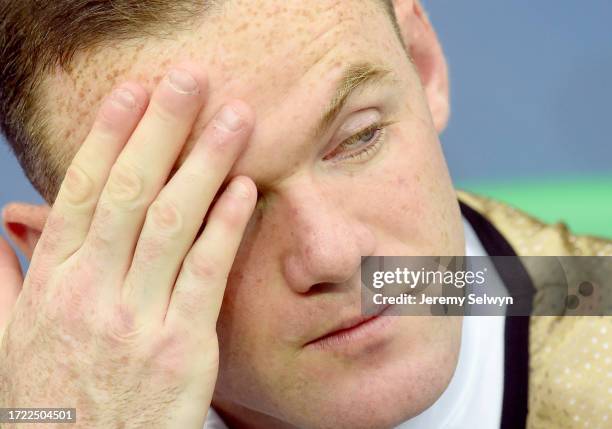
392, 0, 450, 133
2, 203, 51, 260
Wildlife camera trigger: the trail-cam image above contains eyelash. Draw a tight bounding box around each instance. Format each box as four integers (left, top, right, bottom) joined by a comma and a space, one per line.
324, 121, 393, 162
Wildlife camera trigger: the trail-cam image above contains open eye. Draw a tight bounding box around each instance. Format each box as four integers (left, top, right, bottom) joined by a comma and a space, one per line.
324, 121, 391, 162
352, 127, 379, 147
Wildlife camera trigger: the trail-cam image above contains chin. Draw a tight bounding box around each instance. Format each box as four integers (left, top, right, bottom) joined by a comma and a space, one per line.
293, 358, 458, 428
214, 316, 462, 429
277, 317, 463, 429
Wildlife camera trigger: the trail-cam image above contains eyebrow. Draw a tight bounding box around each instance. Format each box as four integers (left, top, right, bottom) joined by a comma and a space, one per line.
312, 62, 395, 140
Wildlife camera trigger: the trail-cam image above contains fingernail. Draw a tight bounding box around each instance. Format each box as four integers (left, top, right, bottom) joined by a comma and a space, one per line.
111, 88, 136, 109
229, 179, 250, 199
167, 69, 198, 94
217, 106, 243, 131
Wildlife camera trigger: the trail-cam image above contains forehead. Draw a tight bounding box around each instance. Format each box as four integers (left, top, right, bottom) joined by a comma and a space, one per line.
45, 0, 404, 180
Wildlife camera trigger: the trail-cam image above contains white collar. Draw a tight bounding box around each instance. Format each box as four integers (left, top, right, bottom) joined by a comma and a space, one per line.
394, 217, 506, 429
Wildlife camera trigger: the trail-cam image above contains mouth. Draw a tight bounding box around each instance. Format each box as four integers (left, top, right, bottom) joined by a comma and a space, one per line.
304, 303, 395, 352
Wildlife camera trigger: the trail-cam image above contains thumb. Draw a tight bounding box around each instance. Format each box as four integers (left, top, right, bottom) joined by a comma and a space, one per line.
0, 234, 23, 333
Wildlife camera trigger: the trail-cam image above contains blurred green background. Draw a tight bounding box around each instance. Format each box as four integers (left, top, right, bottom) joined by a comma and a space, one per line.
459, 176, 612, 239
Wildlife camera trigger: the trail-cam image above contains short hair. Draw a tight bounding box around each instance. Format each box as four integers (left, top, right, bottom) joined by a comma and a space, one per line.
0, 0, 398, 203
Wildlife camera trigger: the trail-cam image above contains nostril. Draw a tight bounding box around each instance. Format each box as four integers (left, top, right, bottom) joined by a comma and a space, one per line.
305, 282, 337, 296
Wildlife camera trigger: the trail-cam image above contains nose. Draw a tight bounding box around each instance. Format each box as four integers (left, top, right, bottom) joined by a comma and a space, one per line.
279, 183, 376, 293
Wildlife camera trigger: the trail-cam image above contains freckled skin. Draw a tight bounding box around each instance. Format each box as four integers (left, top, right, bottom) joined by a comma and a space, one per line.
41, 0, 465, 428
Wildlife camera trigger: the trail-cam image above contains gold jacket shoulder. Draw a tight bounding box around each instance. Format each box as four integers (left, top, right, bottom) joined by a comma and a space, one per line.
458, 190, 612, 429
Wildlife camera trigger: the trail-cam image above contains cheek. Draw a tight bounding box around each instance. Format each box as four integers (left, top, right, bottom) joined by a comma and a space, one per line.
213, 229, 299, 394
349, 128, 461, 255
392, 316, 463, 405
214, 287, 308, 417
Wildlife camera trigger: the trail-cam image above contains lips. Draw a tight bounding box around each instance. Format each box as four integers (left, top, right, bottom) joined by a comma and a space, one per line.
304, 303, 392, 348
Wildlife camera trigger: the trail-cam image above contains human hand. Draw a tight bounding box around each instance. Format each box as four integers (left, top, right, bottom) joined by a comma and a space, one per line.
0, 64, 256, 428
0, 235, 22, 339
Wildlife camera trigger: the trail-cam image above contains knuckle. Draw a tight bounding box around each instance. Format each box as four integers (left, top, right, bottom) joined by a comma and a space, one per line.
132, 236, 181, 281
146, 331, 191, 381
56, 271, 97, 312
101, 303, 147, 348
147, 199, 183, 236
168, 324, 219, 375
43, 277, 97, 338
87, 203, 119, 246
170, 287, 202, 320
185, 251, 222, 282
106, 162, 146, 206
38, 211, 66, 252
131, 235, 167, 269
21, 266, 49, 299
61, 164, 94, 205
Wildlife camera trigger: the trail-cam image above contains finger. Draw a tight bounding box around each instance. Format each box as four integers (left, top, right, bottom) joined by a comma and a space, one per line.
0, 235, 23, 332
37, 83, 148, 265
165, 176, 257, 332
123, 101, 254, 321
84, 65, 208, 276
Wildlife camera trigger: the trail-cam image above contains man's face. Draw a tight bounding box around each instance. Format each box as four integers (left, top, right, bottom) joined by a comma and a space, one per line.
46, 0, 465, 427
